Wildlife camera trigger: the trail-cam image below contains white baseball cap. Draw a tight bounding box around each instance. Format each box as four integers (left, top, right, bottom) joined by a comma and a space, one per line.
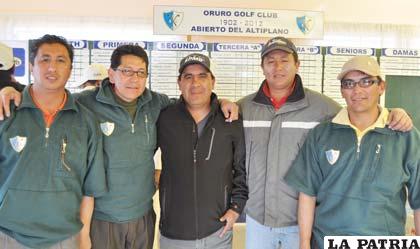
82, 64, 108, 83
0, 42, 14, 71
337, 56, 382, 80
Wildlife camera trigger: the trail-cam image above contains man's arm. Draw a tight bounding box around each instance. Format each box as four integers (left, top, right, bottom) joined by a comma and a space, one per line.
0, 86, 22, 120
298, 192, 316, 249
415, 210, 420, 235
79, 196, 94, 249
219, 117, 247, 238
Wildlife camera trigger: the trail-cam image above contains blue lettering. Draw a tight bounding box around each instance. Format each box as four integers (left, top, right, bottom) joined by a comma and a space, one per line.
203, 10, 231, 16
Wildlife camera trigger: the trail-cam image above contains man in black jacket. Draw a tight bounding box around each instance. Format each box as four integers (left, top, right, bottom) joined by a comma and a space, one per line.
157, 53, 248, 249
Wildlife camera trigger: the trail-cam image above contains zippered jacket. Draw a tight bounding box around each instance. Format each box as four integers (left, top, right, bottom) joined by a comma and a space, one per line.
157, 93, 248, 240
238, 75, 341, 227
285, 117, 420, 248
76, 79, 171, 222
0, 86, 106, 248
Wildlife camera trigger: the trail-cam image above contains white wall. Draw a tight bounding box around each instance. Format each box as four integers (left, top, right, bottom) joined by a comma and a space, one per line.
1, 0, 420, 47
2, 0, 420, 25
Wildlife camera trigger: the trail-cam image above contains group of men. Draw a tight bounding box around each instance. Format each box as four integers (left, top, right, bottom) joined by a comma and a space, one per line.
0, 34, 418, 249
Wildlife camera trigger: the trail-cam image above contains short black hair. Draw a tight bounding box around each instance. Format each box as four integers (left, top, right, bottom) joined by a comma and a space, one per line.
29, 34, 74, 65
110, 45, 149, 72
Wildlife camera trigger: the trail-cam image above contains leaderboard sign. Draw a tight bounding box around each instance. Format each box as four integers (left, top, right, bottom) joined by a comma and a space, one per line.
154, 5, 324, 38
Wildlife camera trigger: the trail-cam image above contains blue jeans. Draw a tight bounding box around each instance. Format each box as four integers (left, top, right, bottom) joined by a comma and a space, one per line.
246, 215, 299, 249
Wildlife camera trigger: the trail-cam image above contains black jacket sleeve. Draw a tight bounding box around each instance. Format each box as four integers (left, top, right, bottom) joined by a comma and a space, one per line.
229, 117, 248, 214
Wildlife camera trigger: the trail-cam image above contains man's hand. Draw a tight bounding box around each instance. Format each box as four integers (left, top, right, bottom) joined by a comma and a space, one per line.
0, 86, 21, 120
219, 209, 239, 237
78, 228, 92, 249
387, 108, 413, 132
219, 98, 239, 122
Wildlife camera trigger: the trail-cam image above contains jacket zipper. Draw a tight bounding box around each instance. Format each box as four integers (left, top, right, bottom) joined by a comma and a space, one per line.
61, 137, 71, 172
367, 144, 382, 180
45, 127, 50, 147
356, 132, 363, 160
145, 114, 150, 143
205, 128, 216, 160
246, 141, 253, 185
131, 123, 135, 134
192, 123, 199, 239
356, 141, 360, 160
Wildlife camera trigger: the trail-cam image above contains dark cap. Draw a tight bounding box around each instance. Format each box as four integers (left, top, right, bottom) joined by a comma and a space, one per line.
261, 36, 297, 58
179, 53, 212, 75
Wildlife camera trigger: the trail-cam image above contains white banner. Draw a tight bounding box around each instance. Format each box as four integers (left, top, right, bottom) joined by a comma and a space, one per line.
154, 6, 324, 38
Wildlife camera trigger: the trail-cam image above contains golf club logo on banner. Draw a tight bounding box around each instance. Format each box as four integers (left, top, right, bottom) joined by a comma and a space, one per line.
296, 15, 314, 34
163, 11, 184, 30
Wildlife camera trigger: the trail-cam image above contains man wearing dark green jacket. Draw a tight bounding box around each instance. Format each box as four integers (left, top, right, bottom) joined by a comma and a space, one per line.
0, 34, 107, 249
286, 55, 420, 249
78, 45, 169, 249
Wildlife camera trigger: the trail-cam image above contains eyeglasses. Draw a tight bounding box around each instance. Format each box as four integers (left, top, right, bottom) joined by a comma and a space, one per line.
341, 78, 381, 89
114, 68, 148, 78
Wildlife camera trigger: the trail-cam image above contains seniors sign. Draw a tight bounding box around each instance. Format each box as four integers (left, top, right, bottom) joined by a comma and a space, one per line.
154, 6, 324, 38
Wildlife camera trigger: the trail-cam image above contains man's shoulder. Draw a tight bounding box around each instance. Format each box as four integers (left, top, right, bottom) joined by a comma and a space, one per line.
74, 89, 97, 103
302, 88, 341, 120
73, 101, 100, 128
303, 120, 337, 145
158, 101, 180, 118
238, 92, 258, 107
304, 88, 340, 107
144, 89, 170, 109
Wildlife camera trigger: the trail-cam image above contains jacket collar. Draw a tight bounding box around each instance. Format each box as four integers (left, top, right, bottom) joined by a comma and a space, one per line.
96, 78, 152, 108
253, 74, 305, 106
17, 84, 79, 112
331, 109, 396, 136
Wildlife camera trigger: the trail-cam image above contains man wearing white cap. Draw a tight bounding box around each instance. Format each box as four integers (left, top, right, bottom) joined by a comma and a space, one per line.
79, 63, 108, 90
286, 55, 420, 249
0, 42, 25, 91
